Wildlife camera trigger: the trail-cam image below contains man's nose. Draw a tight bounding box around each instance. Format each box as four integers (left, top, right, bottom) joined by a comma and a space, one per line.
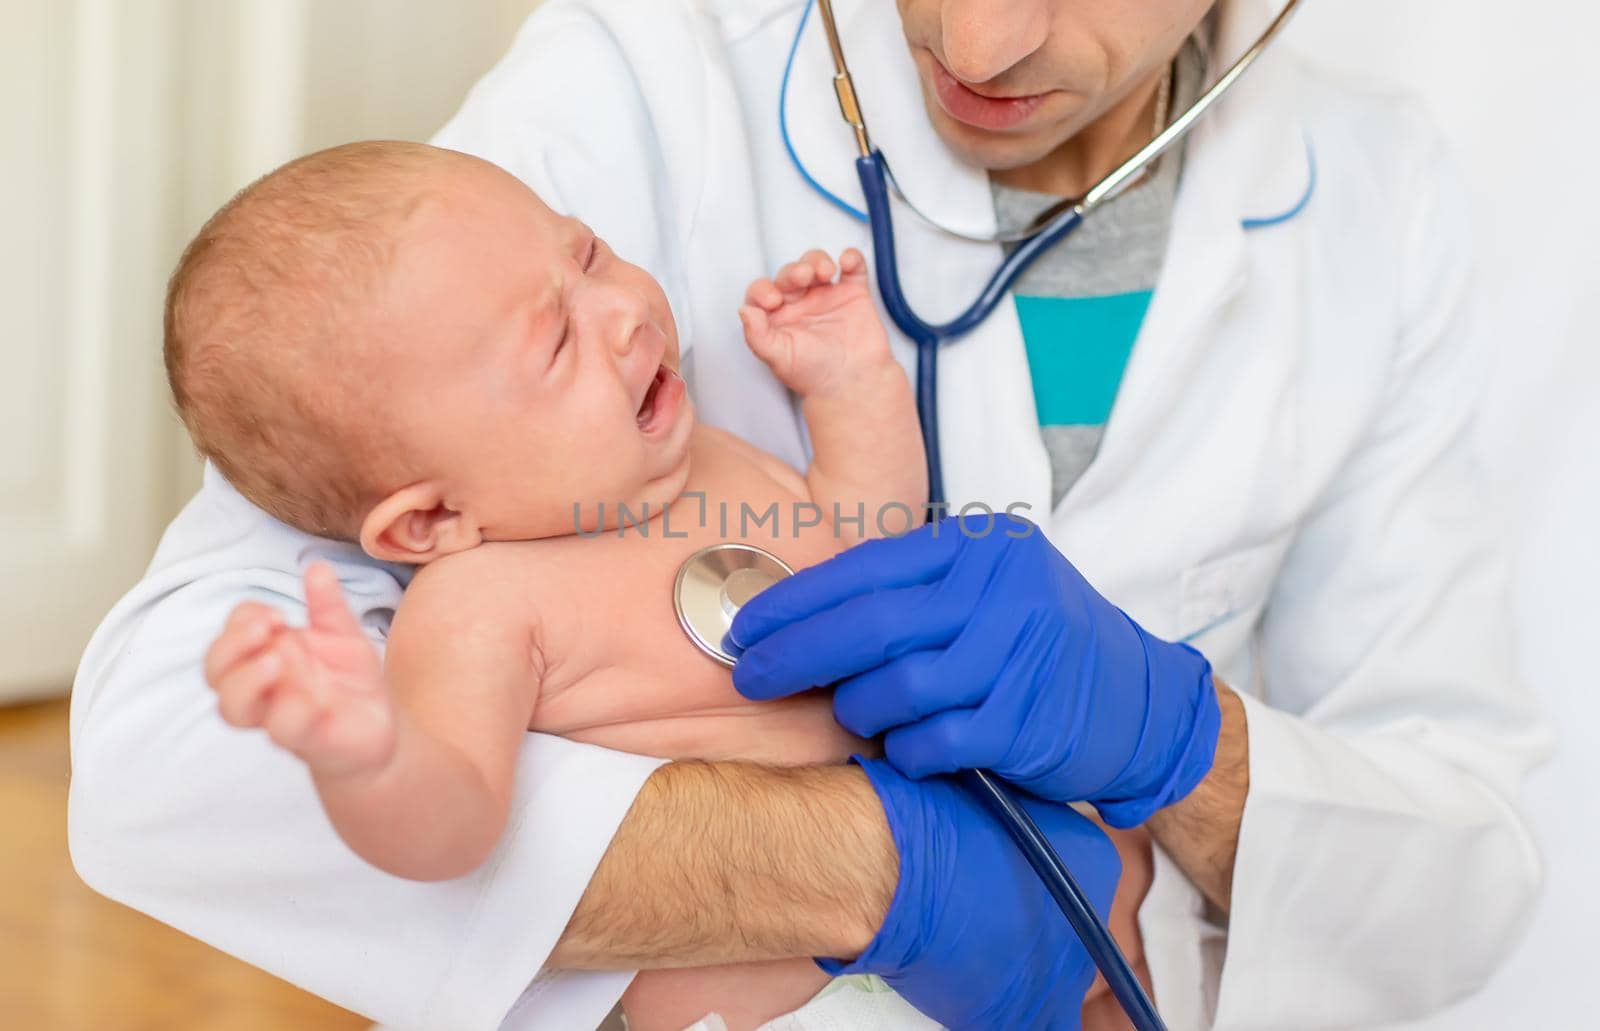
939, 0, 1050, 85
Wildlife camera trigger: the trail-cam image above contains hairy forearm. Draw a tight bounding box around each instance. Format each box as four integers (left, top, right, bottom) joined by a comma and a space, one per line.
1146, 679, 1250, 911
803, 363, 927, 537
551, 760, 896, 970
314, 717, 507, 882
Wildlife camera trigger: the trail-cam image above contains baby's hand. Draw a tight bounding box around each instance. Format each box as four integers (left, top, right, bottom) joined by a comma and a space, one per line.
204, 563, 397, 780
741, 248, 893, 398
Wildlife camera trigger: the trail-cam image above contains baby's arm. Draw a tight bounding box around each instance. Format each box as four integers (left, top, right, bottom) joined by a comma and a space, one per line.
204, 561, 539, 881
741, 250, 926, 537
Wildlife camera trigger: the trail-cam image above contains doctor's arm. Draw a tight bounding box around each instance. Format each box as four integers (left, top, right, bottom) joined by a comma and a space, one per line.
1144, 681, 1249, 911
553, 757, 1121, 1031
551, 760, 895, 968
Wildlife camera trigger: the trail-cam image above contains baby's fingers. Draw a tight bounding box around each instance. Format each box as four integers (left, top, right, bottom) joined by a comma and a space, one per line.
739, 305, 771, 343
745, 278, 784, 311
774, 260, 817, 295
263, 689, 323, 755
799, 249, 838, 283
838, 247, 867, 280
205, 603, 284, 686
775, 250, 837, 296
213, 648, 284, 728
273, 630, 335, 709
304, 562, 362, 637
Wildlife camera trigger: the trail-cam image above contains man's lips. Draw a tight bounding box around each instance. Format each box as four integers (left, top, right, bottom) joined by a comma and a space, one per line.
931, 59, 1050, 131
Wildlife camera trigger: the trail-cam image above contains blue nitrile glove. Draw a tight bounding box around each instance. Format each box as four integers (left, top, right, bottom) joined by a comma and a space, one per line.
732, 515, 1220, 827
827, 757, 1119, 1030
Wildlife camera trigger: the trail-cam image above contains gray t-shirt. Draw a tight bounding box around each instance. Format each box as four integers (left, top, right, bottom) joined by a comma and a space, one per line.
990, 37, 1204, 507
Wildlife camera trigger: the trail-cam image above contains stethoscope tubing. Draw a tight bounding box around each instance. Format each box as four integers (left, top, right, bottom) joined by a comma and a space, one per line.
857, 156, 1168, 1031
855, 153, 1087, 507
963, 770, 1166, 1031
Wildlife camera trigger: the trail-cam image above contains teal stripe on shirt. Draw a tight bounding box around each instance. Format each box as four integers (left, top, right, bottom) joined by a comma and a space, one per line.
1014, 290, 1153, 426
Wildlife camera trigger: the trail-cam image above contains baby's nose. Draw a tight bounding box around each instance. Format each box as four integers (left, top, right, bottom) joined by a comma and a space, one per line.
615, 321, 652, 359
591, 285, 649, 355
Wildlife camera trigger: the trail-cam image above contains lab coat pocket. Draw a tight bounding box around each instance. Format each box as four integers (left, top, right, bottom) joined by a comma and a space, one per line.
1176, 531, 1293, 649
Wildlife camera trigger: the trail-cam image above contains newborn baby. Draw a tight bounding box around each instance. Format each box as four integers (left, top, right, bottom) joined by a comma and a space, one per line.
174, 141, 926, 1031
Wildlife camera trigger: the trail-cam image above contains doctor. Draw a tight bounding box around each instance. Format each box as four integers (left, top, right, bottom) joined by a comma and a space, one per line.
70, 0, 1550, 1028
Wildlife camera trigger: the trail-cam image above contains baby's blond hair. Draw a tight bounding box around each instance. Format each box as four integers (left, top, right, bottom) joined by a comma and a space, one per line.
165, 140, 456, 540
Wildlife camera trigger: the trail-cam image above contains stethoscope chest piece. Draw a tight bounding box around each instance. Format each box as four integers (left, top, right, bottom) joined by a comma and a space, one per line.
674, 543, 796, 668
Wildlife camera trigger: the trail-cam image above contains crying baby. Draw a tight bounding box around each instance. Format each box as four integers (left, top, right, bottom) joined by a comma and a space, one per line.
173, 140, 928, 1031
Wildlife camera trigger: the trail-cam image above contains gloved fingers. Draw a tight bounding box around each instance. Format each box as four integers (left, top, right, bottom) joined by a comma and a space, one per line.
854, 595, 1043, 764
733, 583, 968, 701
843, 756, 1120, 1030
729, 523, 964, 649
882, 708, 993, 780
830, 648, 990, 738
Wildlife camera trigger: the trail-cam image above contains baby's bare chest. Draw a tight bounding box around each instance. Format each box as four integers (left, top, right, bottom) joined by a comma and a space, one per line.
500, 436, 863, 763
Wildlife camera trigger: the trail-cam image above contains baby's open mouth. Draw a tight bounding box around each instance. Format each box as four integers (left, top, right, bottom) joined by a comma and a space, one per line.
636, 364, 683, 433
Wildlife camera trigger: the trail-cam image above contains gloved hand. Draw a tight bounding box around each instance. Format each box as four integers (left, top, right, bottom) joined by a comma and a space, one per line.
826, 757, 1119, 1030
732, 515, 1220, 826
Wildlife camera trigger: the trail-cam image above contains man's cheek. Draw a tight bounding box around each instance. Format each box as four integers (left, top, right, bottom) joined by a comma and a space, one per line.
894, 0, 934, 51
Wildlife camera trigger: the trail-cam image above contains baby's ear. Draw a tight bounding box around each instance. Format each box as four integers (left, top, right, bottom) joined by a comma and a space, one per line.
359, 484, 481, 565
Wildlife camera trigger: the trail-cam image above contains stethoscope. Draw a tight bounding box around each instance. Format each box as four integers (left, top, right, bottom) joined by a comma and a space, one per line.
676, 4, 1306, 1028
807, 0, 1305, 507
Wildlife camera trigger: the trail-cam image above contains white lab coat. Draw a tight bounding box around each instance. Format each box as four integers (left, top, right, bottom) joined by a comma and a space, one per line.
69, 0, 1551, 1028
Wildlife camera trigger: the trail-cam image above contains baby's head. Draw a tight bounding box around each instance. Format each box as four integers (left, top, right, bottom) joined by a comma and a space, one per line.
166, 141, 692, 562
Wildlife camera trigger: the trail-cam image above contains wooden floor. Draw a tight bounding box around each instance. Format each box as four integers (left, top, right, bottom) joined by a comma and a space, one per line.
0, 698, 369, 1031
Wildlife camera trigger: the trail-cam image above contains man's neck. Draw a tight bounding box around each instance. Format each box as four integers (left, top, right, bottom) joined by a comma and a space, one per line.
989, 66, 1168, 200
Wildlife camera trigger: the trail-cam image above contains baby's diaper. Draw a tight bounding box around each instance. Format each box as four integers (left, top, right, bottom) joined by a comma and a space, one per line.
681, 975, 943, 1031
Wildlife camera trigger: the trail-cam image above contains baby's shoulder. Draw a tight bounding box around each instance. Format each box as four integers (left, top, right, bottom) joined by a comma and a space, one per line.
392, 540, 570, 643
693, 423, 808, 498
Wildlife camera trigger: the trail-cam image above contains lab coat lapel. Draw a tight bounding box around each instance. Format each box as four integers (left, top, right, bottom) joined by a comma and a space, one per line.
1054, 134, 1249, 518
1053, 0, 1312, 521
783, 0, 1052, 517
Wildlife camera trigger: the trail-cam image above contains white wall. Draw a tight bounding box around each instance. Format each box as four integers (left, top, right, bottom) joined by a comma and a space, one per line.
1285, 2, 1600, 1026
0, 0, 543, 699
168, 0, 547, 504
0, 0, 187, 702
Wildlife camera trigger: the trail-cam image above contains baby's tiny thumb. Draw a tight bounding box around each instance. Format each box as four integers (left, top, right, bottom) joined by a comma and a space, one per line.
738, 305, 768, 343
304, 562, 358, 633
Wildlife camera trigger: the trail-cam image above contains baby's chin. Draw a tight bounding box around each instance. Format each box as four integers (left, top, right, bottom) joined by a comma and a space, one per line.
641, 405, 697, 507
643, 379, 696, 481
571, 405, 697, 536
